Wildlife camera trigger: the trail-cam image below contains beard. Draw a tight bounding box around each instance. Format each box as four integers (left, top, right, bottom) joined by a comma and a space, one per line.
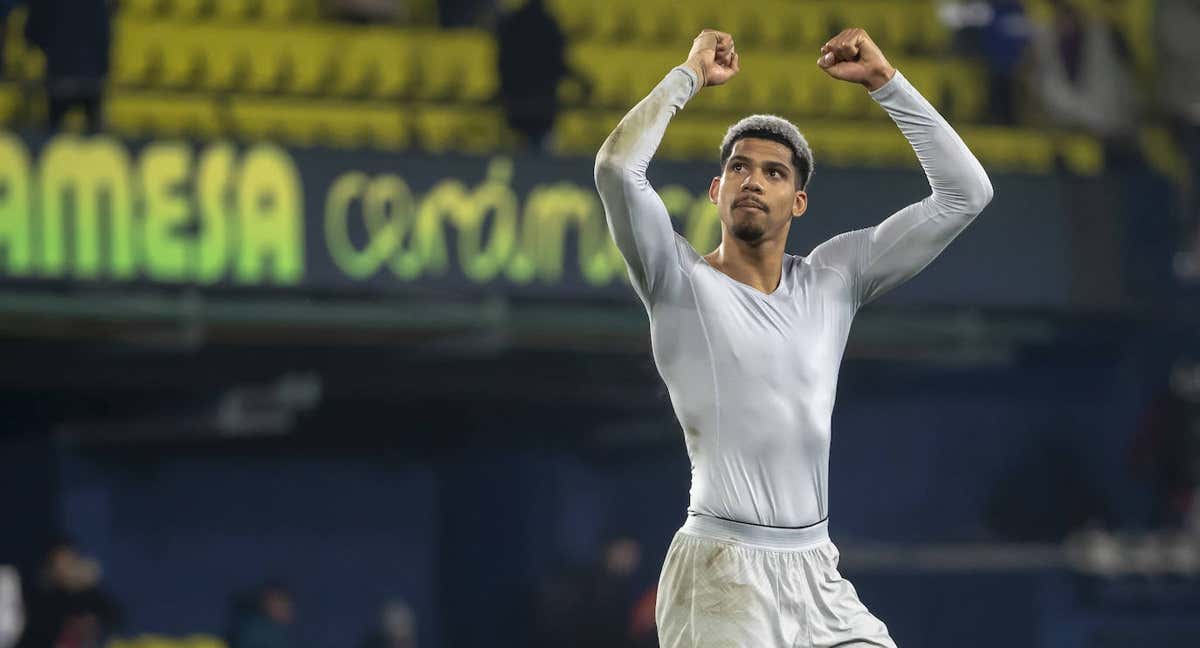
731, 213, 767, 243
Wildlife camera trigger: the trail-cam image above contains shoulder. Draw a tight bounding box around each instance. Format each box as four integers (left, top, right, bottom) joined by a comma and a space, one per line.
790, 251, 852, 293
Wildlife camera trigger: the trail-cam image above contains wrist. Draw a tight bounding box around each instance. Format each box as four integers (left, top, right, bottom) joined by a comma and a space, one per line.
862, 66, 896, 92
683, 59, 707, 89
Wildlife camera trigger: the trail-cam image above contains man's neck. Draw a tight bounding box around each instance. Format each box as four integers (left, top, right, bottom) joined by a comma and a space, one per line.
704, 233, 788, 294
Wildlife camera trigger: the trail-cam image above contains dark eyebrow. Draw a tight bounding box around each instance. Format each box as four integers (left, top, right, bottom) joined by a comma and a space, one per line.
727, 155, 790, 176
762, 161, 791, 176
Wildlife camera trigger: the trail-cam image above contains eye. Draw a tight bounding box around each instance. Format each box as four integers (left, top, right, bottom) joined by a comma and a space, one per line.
767, 169, 781, 178
732, 162, 745, 172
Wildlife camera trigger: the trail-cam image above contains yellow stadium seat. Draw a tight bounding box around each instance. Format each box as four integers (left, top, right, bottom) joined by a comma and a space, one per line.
259, 0, 320, 23
155, 24, 208, 89
552, 109, 619, 157
0, 82, 22, 126
197, 27, 247, 91
170, 0, 209, 20
415, 30, 497, 102
547, 0, 953, 56
106, 92, 222, 138
230, 96, 408, 149
333, 30, 418, 98
412, 106, 507, 154
567, 45, 988, 121
566, 44, 678, 110
277, 30, 340, 95
120, 0, 162, 19
212, 0, 255, 22
958, 127, 1056, 173
240, 29, 289, 92
4, 7, 45, 82
658, 114, 729, 161
543, 0, 590, 42
111, 18, 155, 86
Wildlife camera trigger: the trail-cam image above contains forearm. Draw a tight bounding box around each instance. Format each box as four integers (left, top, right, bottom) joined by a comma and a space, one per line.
870, 71, 993, 215
594, 65, 700, 178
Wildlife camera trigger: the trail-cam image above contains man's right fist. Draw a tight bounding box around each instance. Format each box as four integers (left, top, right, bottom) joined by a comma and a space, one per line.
685, 29, 739, 88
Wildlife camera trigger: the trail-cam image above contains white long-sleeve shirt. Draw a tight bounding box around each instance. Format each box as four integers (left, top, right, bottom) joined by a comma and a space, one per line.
594, 66, 993, 528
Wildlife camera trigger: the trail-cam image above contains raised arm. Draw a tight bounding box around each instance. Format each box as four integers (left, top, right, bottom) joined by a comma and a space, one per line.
594, 30, 739, 305
809, 29, 994, 307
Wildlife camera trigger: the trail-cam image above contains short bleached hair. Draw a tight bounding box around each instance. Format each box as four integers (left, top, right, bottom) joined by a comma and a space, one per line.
719, 115, 815, 191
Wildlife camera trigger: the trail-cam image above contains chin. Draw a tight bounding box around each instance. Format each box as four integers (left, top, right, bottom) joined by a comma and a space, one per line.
732, 222, 766, 243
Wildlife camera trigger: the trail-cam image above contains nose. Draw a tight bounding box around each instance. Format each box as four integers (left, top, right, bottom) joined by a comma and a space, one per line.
741, 170, 764, 193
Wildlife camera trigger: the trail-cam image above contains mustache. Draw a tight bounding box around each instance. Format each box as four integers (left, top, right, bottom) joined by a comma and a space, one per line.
733, 197, 768, 210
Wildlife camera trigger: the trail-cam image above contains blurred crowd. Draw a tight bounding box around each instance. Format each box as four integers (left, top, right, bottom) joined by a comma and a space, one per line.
0, 540, 419, 648
0, 532, 674, 647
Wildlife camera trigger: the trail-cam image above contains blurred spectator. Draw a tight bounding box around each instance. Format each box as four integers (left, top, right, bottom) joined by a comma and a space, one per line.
229, 582, 301, 648
324, 0, 405, 23
1026, 0, 1139, 150
628, 584, 657, 648
533, 534, 645, 648
0, 0, 19, 75
496, 0, 574, 151
976, 1, 1031, 124
23, 0, 112, 132
437, 0, 493, 27
0, 566, 22, 648
1157, 0, 1200, 280
357, 599, 415, 648
15, 538, 120, 648
1132, 359, 1200, 530
941, 1, 1032, 124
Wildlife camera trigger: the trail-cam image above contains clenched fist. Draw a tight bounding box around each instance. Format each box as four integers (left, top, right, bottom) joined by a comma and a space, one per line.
684, 29, 740, 88
817, 28, 896, 91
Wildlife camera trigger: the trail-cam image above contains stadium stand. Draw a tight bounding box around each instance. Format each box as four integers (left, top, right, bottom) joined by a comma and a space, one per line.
0, 0, 1137, 173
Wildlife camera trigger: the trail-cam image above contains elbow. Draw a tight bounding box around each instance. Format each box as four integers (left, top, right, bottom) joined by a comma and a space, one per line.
594, 153, 622, 185
955, 170, 993, 215
592, 153, 624, 188
932, 173, 993, 218
594, 151, 639, 191
966, 173, 994, 214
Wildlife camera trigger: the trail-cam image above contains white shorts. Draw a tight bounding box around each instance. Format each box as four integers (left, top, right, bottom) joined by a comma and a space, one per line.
655, 515, 897, 648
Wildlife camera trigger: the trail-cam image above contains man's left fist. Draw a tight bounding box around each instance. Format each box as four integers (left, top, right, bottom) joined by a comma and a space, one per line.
817, 28, 896, 91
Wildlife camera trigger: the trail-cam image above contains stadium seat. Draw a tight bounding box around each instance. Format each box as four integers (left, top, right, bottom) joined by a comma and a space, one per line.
212, 0, 256, 22
567, 43, 985, 122
230, 96, 409, 149
412, 30, 497, 102
106, 92, 222, 138
412, 106, 508, 154
547, 0, 951, 54
170, 0, 208, 20
3, 7, 45, 81
276, 29, 341, 95
259, 0, 321, 23
0, 83, 21, 126
332, 30, 419, 98
121, 0, 163, 20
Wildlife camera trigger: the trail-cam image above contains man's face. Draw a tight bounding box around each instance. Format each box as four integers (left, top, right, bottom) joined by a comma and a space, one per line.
47, 547, 77, 588
709, 138, 807, 245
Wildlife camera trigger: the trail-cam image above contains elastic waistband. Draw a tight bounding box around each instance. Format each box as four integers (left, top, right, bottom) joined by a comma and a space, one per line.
680, 513, 830, 552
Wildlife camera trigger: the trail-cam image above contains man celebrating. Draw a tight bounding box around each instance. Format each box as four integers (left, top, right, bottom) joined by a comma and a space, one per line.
594, 28, 993, 647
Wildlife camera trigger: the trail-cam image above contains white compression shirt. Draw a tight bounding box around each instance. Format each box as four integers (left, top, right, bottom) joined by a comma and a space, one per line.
594, 66, 993, 528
